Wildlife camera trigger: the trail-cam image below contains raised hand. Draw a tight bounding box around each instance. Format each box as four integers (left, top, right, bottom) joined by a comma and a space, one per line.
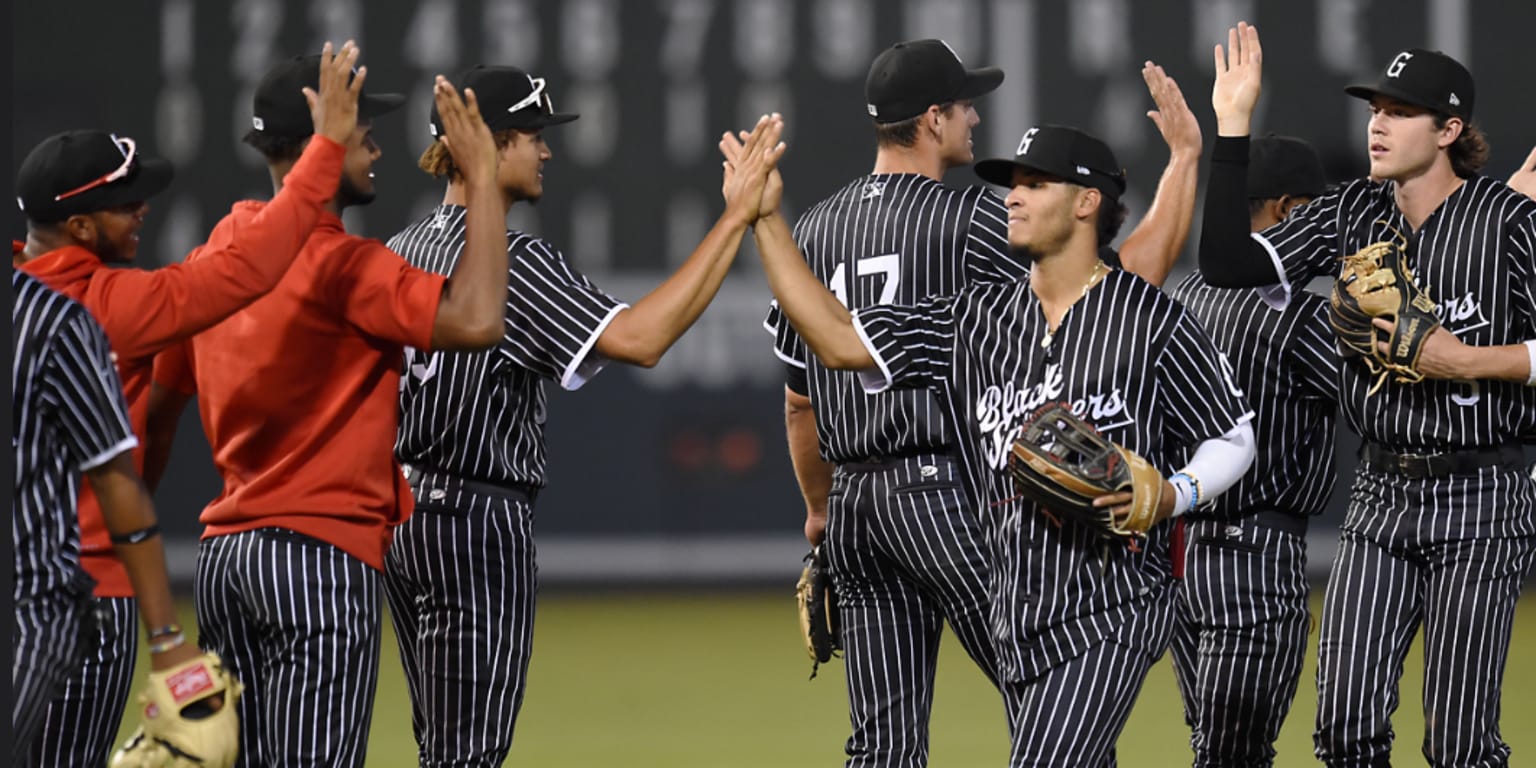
1212, 21, 1263, 136
1142, 61, 1201, 160
304, 40, 364, 145
432, 76, 499, 185
721, 114, 787, 223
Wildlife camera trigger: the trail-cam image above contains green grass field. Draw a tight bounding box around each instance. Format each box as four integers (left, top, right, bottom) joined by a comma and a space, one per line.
118, 590, 1536, 766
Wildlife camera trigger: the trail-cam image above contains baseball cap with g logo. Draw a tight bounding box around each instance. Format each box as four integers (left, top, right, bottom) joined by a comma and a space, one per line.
973, 125, 1127, 202
1344, 48, 1474, 120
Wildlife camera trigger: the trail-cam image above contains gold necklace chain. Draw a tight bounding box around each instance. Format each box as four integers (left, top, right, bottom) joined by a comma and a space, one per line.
1040, 261, 1105, 349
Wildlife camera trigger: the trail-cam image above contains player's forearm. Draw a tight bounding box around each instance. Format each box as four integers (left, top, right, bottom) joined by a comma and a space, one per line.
753, 213, 873, 370
87, 456, 181, 642
1118, 152, 1199, 287
785, 389, 833, 521
598, 212, 750, 367
1451, 341, 1533, 383
432, 177, 510, 350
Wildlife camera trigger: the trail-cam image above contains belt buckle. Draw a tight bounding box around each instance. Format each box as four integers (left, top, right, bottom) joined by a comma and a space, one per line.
1396, 451, 1432, 478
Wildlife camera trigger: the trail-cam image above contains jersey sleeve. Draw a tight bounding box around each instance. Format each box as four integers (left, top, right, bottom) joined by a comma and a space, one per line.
1504, 203, 1536, 337
501, 236, 627, 390
850, 294, 957, 394
1156, 308, 1256, 446
1251, 189, 1344, 300
47, 306, 139, 471
325, 240, 448, 350
763, 301, 809, 369
1289, 296, 1341, 403
963, 190, 1031, 283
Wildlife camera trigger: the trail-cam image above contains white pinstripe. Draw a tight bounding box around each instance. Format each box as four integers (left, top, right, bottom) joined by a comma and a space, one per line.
32, 595, 138, 766
825, 454, 1000, 768
195, 530, 382, 767
13, 591, 91, 764
1314, 466, 1536, 767
384, 487, 538, 767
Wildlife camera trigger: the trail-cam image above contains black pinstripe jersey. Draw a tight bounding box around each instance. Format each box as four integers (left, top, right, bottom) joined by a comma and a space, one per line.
1259, 176, 1536, 450
391, 205, 626, 489
1170, 274, 1340, 518
11, 271, 137, 601
855, 269, 1253, 681
764, 174, 1028, 462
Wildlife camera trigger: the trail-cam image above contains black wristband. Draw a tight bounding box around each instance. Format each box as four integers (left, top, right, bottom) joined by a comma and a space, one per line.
109, 523, 161, 545
1211, 135, 1251, 165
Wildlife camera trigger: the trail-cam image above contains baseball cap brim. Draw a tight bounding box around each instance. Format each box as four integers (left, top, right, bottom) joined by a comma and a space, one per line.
34, 157, 175, 221
955, 67, 1004, 101
360, 93, 406, 120
1343, 81, 1449, 115
973, 157, 1025, 187
973, 156, 1125, 201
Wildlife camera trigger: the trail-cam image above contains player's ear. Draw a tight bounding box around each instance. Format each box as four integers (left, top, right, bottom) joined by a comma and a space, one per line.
1076, 186, 1102, 221
1436, 115, 1463, 149
62, 214, 97, 247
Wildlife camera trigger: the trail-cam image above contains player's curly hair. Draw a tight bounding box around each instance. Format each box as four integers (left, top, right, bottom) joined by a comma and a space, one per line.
1434, 115, 1489, 178
240, 129, 310, 164
419, 129, 521, 181
874, 101, 957, 149
1095, 196, 1129, 247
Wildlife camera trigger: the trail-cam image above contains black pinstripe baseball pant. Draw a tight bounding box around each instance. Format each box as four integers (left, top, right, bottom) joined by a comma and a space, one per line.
1001, 584, 1173, 768
1170, 515, 1311, 767
384, 476, 538, 768
13, 585, 93, 765
824, 452, 1001, 768
31, 595, 138, 766
195, 528, 383, 768
1314, 465, 1536, 767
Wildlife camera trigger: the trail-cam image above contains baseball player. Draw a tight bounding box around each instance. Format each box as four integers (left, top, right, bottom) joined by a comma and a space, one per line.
147, 64, 509, 765
747, 119, 1256, 766
741, 39, 1203, 767
385, 65, 784, 766
12, 41, 361, 766
1198, 23, 1536, 766
11, 271, 206, 761
1166, 135, 1341, 766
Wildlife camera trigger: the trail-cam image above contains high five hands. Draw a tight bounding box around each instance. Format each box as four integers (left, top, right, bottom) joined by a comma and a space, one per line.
719, 113, 788, 224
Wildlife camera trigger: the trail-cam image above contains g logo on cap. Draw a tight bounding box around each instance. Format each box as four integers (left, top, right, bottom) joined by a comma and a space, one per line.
1017, 127, 1039, 156
1386, 51, 1414, 78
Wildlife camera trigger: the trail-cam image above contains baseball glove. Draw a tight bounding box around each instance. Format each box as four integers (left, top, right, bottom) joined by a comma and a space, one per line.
1328, 226, 1439, 394
110, 651, 243, 768
795, 545, 840, 679
1007, 403, 1166, 540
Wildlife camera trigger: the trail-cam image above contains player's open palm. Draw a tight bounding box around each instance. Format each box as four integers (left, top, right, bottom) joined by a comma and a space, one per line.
304, 40, 363, 146
434, 77, 498, 185
1142, 62, 1200, 159
1212, 21, 1263, 133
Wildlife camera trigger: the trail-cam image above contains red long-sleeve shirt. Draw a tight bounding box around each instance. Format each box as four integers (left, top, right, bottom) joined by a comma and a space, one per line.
17, 135, 346, 596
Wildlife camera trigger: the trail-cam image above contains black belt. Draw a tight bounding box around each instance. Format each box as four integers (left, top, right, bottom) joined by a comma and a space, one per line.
839, 449, 951, 473
1358, 443, 1524, 479
403, 465, 540, 505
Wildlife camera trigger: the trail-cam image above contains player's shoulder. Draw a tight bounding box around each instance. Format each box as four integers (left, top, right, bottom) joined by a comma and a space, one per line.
505, 230, 566, 262
12, 270, 83, 325
1465, 175, 1536, 223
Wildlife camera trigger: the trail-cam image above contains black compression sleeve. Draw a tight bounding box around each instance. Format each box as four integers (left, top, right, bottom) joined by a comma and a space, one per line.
786, 362, 809, 396
1198, 136, 1281, 288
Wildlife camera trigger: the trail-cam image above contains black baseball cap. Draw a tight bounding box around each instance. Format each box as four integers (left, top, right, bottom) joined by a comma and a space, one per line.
16, 130, 174, 223
428, 65, 579, 138
1248, 135, 1327, 200
864, 39, 1003, 124
251, 54, 406, 139
973, 125, 1127, 202
1345, 48, 1474, 120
